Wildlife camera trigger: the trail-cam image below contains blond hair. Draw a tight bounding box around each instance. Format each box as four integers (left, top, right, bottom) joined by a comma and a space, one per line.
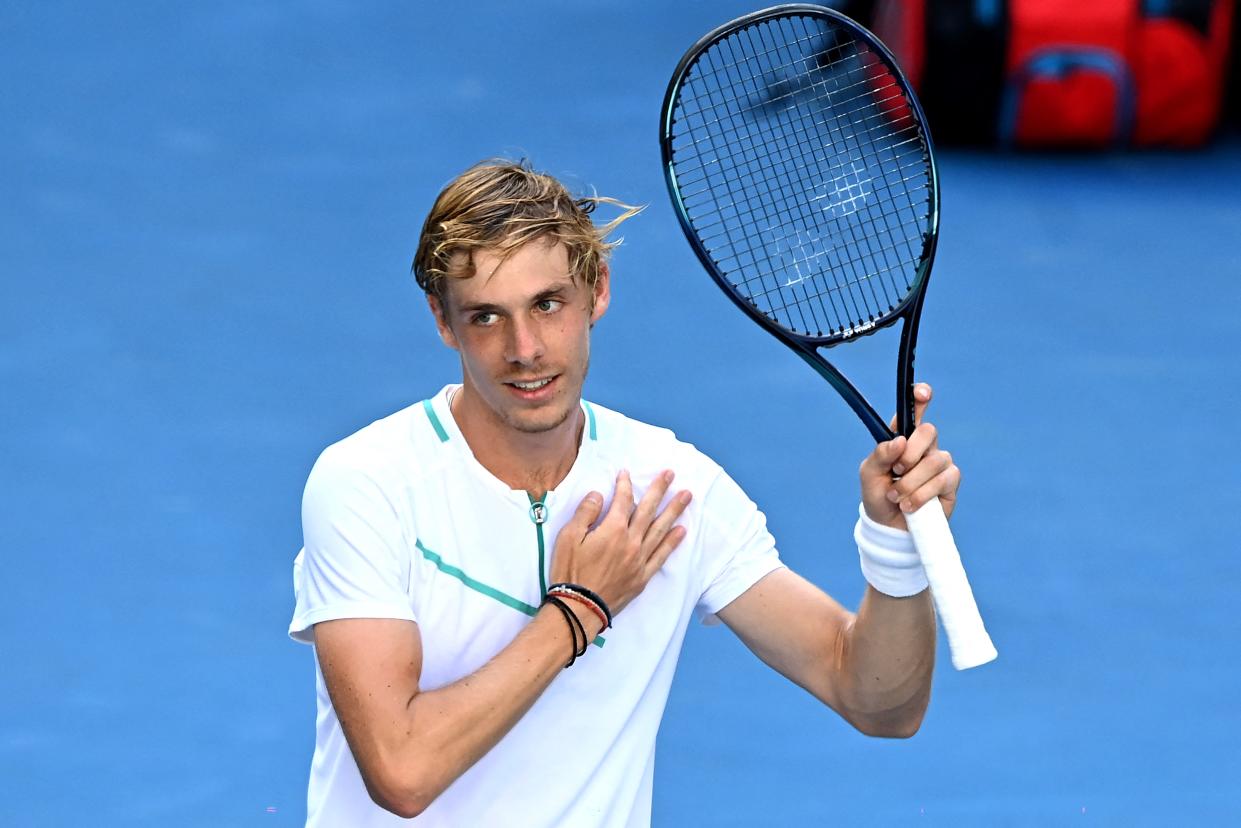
412, 159, 643, 299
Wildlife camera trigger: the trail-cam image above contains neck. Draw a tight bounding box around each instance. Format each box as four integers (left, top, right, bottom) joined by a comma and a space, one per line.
450, 386, 583, 498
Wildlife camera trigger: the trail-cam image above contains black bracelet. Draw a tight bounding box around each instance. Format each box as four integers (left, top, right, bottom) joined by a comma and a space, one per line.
543, 596, 587, 667
560, 597, 589, 658
545, 597, 579, 668
547, 582, 613, 628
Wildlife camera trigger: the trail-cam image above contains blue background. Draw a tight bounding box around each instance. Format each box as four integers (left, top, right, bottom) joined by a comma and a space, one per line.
3, 1, 1239, 824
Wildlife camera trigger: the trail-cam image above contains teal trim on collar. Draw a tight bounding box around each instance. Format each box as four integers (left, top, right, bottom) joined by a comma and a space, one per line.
415, 539, 604, 647
425, 394, 591, 444
422, 399, 449, 443
583, 401, 597, 441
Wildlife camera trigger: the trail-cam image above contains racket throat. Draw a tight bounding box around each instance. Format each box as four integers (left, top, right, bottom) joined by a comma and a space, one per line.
791, 344, 893, 443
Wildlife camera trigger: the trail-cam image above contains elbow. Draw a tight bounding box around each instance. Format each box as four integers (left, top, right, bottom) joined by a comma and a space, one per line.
362, 758, 440, 819
369, 781, 434, 820
849, 705, 927, 739
373, 793, 426, 820
855, 716, 922, 739
364, 774, 426, 819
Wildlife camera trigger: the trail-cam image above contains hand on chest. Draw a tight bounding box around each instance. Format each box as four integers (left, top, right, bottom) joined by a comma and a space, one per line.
409, 469, 699, 689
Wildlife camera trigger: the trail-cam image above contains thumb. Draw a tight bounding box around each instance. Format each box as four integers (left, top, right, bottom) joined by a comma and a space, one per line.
864, 436, 905, 477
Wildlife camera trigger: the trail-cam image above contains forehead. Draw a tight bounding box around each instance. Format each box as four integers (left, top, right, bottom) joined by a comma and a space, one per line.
445, 239, 577, 306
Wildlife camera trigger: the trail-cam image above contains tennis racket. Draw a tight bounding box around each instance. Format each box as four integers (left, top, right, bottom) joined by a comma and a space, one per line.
660, 4, 996, 670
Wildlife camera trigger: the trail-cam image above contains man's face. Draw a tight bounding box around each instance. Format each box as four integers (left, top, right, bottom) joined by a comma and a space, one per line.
429, 238, 609, 436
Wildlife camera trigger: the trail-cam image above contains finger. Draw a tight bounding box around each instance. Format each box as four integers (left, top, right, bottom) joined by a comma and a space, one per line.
893, 422, 937, 476
643, 524, 688, 580
567, 491, 604, 539
937, 465, 961, 519
630, 470, 674, 532
911, 382, 932, 427
643, 488, 692, 551
887, 449, 952, 505
604, 469, 635, 526
887, 383, 933, 432
898, 463, 960, 514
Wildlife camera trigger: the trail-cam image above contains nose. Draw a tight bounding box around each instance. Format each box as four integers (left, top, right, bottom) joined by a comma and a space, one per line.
506, 315, 545, 366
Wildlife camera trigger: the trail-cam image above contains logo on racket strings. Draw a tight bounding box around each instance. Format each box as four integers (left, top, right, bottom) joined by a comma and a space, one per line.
820, 159, 871, 218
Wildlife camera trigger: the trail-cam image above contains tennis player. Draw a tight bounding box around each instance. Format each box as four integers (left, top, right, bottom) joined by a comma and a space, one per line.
289, 160, 959, 826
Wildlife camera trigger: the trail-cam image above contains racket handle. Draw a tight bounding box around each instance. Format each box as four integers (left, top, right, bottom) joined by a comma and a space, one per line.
903, 498, 997, 670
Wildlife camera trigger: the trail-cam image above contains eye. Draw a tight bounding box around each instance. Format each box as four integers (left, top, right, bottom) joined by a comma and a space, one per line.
535, 298, 563, 314
471, 311, 499, 327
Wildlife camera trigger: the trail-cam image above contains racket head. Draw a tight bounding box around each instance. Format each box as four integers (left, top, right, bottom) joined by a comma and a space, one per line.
661, 4, 941, 348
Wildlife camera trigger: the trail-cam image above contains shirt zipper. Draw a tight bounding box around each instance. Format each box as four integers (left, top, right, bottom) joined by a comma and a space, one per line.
527, 493, 605, 649
527, 494, 548, 596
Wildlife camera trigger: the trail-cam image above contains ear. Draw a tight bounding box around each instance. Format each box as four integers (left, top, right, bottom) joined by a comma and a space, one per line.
427, 294, 460, 350
590, 262, 611, 325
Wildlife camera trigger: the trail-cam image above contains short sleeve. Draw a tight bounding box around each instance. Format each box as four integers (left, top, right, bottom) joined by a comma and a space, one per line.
694, 469, 785, 625
288, 445, 417, 644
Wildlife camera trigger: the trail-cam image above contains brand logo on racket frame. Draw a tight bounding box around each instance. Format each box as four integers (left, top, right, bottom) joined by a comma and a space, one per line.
840, 319, 878, 339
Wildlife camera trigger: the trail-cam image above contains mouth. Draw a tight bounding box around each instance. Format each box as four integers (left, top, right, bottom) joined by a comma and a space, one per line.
508, 377, 554, 390
504, 374, 560, 400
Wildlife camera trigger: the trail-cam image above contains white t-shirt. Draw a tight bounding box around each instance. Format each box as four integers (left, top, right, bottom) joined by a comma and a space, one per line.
289, 385, 784, 827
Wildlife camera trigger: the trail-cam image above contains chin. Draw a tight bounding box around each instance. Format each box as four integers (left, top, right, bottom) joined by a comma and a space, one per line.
505, 402, 577, 434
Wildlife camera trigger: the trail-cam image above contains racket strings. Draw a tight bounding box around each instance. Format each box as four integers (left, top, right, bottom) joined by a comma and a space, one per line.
750, 18, 881, 329
704, 25, 922, 324
673, 62, 919, 156
738, 25, 858, 335
683, 168, 929, 249
694, 26, 879, 333
668, 15, 933, 337
739, 73, 928, 317
683, 26, 829, 81
672, 115, 922, 198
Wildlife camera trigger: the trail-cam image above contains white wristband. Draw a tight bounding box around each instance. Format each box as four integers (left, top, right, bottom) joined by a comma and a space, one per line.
855, 503, 929, 597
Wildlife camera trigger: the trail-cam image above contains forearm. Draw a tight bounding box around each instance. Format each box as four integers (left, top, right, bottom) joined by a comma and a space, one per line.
365, 605, 598, 815
835, 585, 935, 736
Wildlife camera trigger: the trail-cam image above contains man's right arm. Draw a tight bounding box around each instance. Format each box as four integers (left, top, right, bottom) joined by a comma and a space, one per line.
312, 469, 690, 819
314, 607, 594, 818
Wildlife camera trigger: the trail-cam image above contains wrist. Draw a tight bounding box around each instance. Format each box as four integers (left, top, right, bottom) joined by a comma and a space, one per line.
540, 598, 587, 668
855, 502, 928, 597
861, 499, 905, 531
562, 601, 606, 640
546, 583, 613, 630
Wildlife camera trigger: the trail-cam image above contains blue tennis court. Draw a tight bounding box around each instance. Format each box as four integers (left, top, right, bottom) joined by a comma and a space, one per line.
3, 2, 1239, 824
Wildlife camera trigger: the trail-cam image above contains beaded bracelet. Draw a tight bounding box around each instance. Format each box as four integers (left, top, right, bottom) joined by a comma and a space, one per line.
547, 582, 613, 628
550, 589, 610, 632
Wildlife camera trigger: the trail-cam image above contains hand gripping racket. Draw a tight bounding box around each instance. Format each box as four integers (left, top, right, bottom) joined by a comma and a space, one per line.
660, 4, 996, 669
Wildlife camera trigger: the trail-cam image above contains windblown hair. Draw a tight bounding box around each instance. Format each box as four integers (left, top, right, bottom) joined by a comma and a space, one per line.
412, 159, 643, 299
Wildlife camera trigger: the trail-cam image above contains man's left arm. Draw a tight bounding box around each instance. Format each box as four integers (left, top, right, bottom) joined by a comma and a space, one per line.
716, 383, 956, 738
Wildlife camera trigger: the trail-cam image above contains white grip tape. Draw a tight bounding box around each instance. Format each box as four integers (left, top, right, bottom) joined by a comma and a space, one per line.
903, 498, 998, 670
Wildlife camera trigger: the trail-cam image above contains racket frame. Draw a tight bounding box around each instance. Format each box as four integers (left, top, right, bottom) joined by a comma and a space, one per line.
660, 2, 941, 443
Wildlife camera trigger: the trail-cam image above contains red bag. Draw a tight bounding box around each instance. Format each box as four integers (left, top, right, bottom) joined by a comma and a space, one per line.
1133, 1, 1234, 145
1002, 0, 1138, 147
872, 0, 1235, 148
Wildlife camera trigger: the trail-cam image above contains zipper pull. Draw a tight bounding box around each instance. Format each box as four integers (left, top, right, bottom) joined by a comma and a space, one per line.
529, 500, 547, 525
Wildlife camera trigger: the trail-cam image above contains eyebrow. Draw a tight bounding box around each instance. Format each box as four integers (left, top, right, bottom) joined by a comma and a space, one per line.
456, 281, 576, 314
456, 300, 502, 315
